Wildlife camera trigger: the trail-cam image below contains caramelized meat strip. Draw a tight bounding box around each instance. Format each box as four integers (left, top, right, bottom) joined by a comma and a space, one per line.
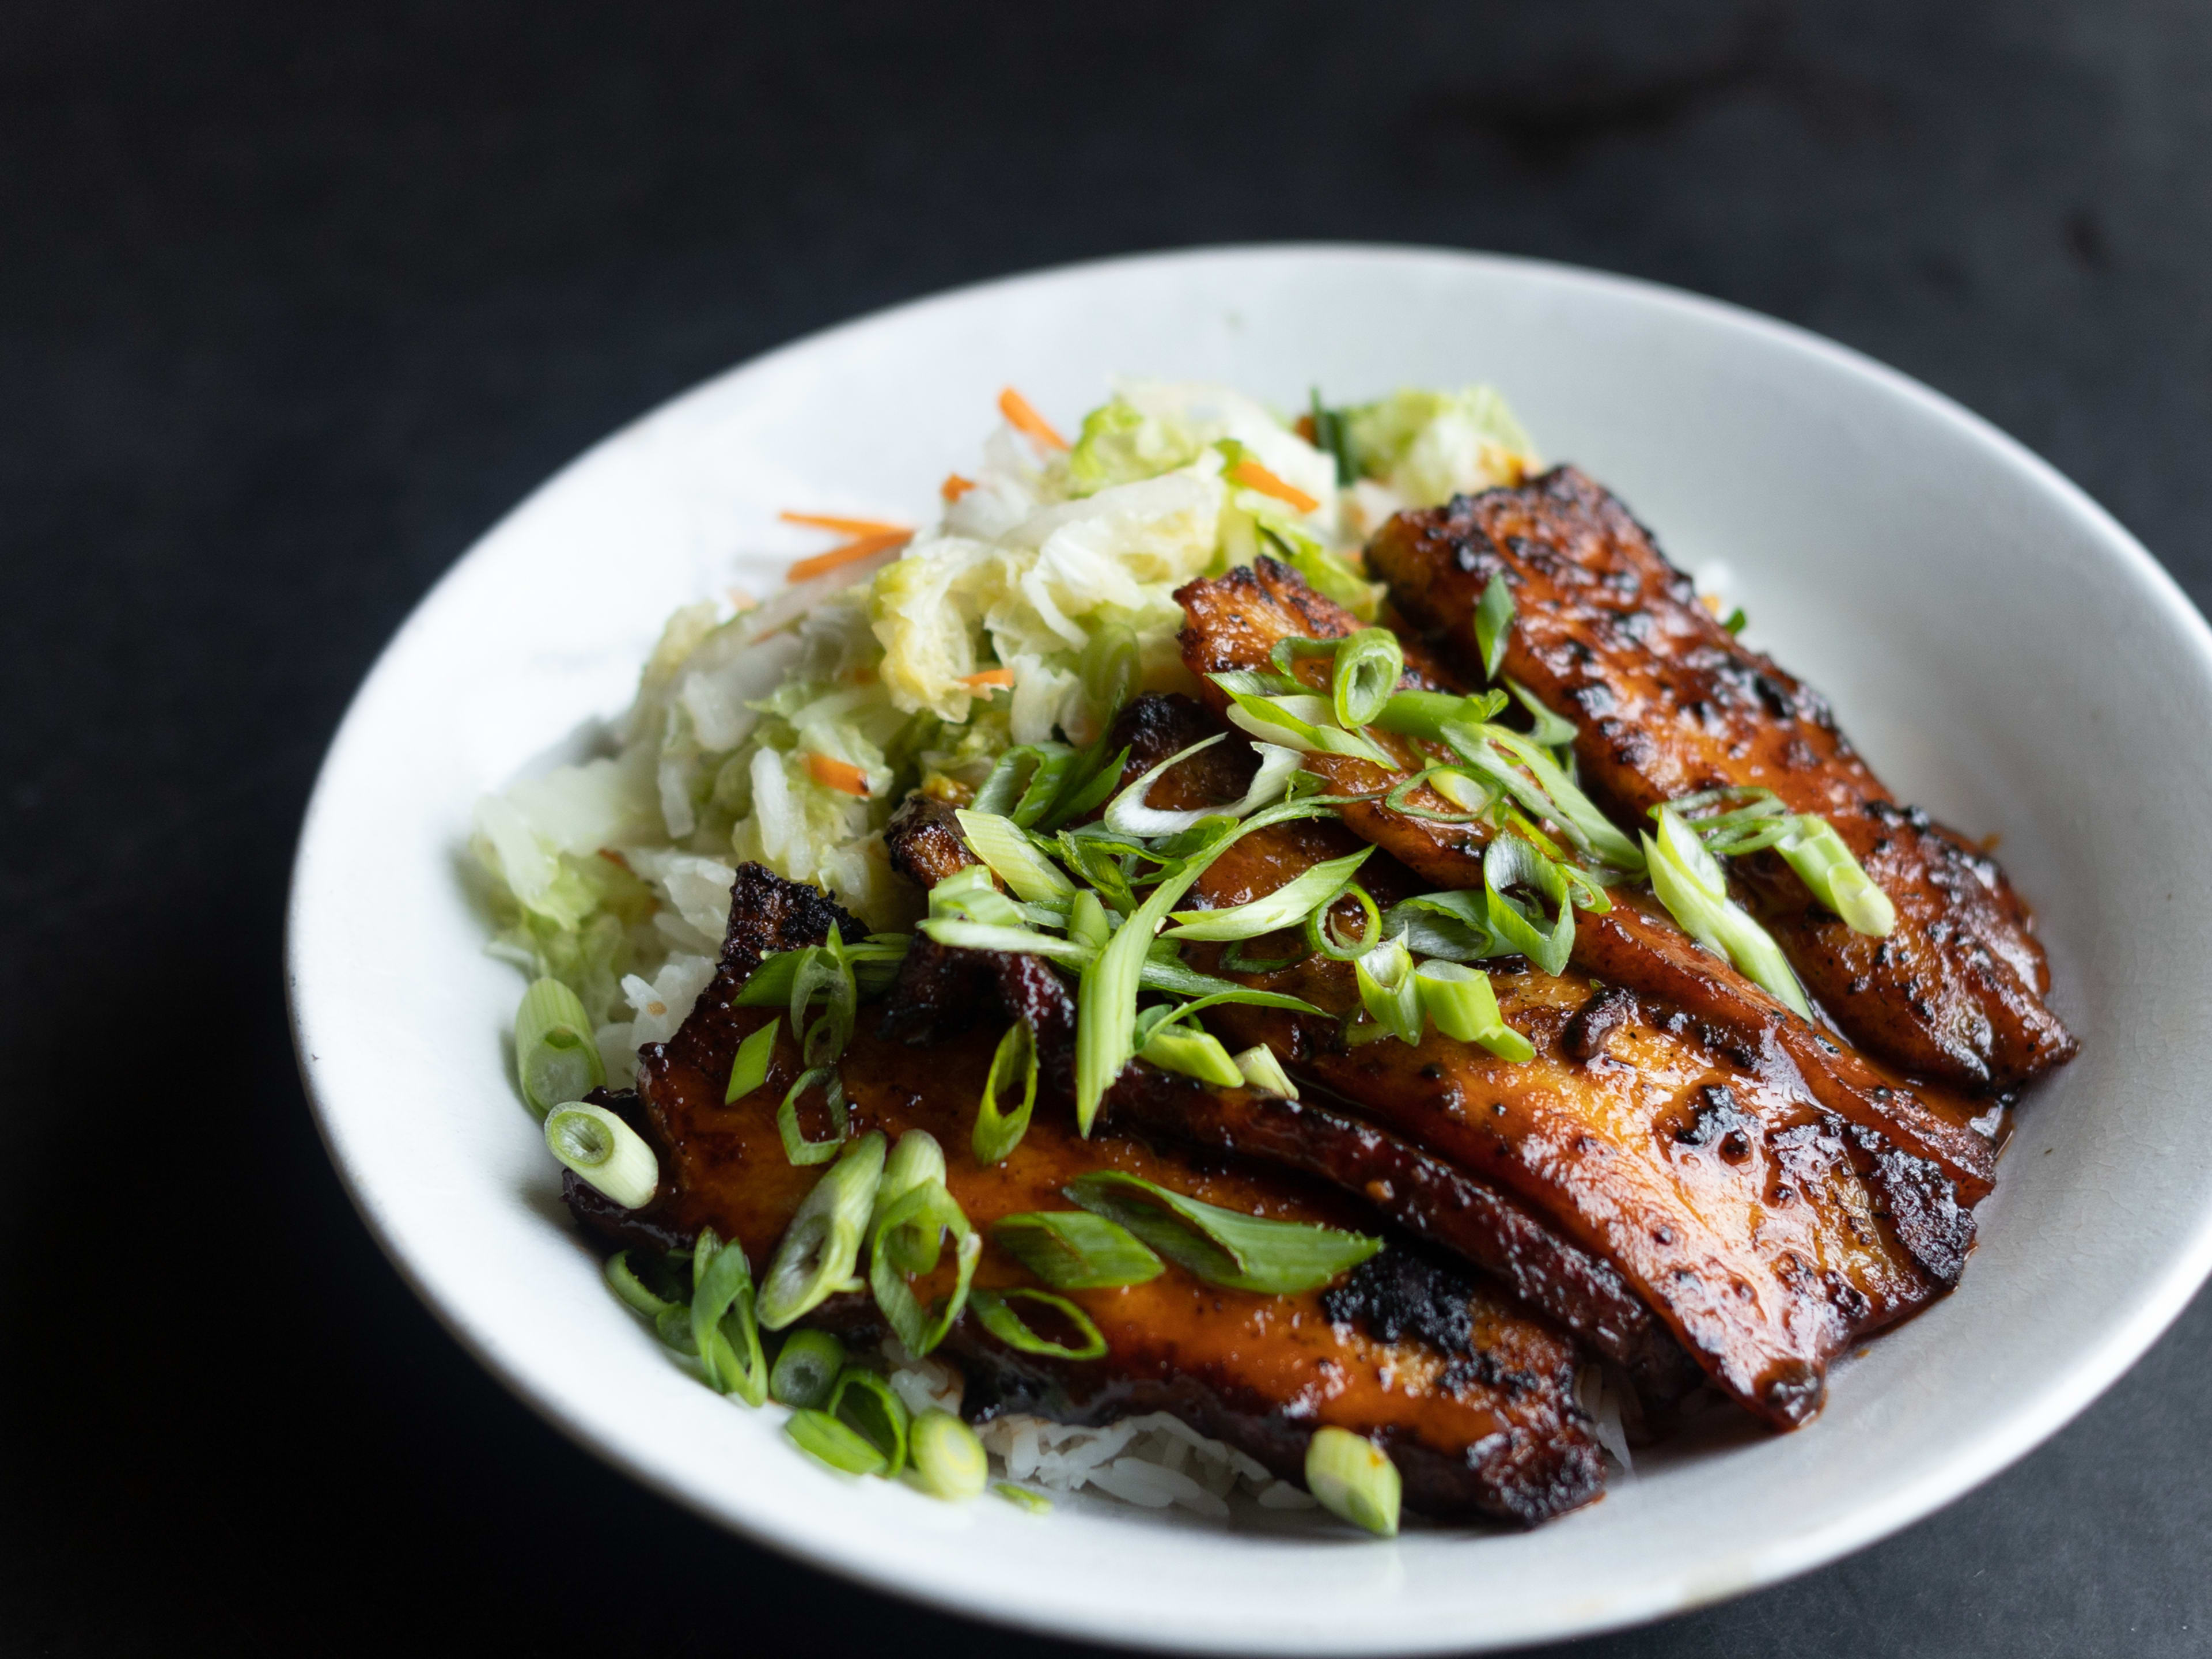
567, 862, 1603, 1525
1112, 695, 1968, 1427
886, 793, 1702, 1404
1366, 466, 2076, 1093
1173, 562, 2000, 1199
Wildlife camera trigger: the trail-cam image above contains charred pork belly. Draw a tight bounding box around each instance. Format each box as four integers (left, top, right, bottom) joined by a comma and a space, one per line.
1111, 692, 1969, 1428
566, 862, 1604, 1526
1365, 466, 2075, 1093
1176, 558, 1999, 1198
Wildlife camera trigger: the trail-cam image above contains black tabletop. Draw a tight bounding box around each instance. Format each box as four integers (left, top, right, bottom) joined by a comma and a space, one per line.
10, 2, 2209, 1653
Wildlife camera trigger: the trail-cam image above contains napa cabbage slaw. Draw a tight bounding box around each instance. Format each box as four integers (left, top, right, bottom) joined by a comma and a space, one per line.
472, 380, 1540, 1082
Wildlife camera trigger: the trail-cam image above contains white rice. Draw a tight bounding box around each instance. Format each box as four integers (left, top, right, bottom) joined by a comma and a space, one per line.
1575, 1363, 1635, 1479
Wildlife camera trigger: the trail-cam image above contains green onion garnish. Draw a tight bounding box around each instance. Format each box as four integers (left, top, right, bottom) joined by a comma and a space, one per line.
1063, 1171, 1382, 1296
973, 741, 1078, 827
758, 1131, 886, 1330
1722, 606, 1748, 634
1473, 574, 1514, 681
1231, 1043, 1298, 1098
1101, 734, 1302, 838
974, 1020, 1040, 1166
514, 977, 607, 1119
1257, 523, 1386, 622
873, 1128, 948, 1233
544, 1103, 658, 1210
1503, 677, 1578, 749
1164, 846, 1373, 942
777, 1067, 850, 1165
1305, 881, 1384, 961
734, 933, 910, 1009
1414, 961, 1533, 1061
1076, 859, 1206, 1135
1331, 628, 1404, 730
1644, 806, 1811, 1017
906, 1410, 989, 1502
990, 1211, 1164, 1289
690, 1227, 770, 1405
994, 1480, 1054, 1513
827, 1366, 911, 1478
1479, 833, 1576, 976
1775, 815, 1896, 937
768, 1327, 845, 1410
955, 808, 1076, 903
785, 1408, 888, 1478
1353, 937, 1424, 1046
725, 1017, 779, 1104
1305, 1427, 1401, 1537
1215, 682, 1396, 768
869, 1179, 980, 1357
605, 1249, 681, 1320
1310, 388, 1357, 484
1136, 1020, 1245, 1087
970, 1288, 1110, 1360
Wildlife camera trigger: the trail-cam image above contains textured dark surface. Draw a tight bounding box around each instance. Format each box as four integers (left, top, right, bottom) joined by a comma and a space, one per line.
6, 1, 2210, 1653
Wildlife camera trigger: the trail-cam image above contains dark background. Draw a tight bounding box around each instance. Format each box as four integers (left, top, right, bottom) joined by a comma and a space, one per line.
7, 1, 2207, 1653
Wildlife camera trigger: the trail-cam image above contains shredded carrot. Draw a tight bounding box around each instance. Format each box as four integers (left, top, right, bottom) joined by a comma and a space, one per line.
787, 529, 911, 584
779, 510, 911, 537
998, 387, 1068, 450
960, 668, 1015, 691
1227, 459, 1320, 514
941, 473, 977, 501
598, 849, 633, 872
1292, 414, 1318, 443
1699, 592, 1726, 618
805, 752, 873, 798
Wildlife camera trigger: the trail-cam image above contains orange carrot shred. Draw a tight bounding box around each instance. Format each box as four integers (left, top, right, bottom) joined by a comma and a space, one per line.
787, 530, 912, 584
779, 510, 911, 537
805, 752, 873, 798
998, 387, 1068, 450
1228, 460, 1320, 514
960, 668, 1015, 691
941, 473, 978, 501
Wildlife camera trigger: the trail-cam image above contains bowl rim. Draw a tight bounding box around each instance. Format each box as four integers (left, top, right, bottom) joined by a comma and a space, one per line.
286, 240, 2212, 1653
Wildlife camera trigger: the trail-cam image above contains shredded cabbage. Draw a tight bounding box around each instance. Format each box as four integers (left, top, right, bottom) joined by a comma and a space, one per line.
474, 377, 1536, 1084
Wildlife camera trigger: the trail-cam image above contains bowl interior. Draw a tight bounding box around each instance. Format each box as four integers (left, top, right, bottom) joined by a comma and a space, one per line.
288, 245, 2212, 1654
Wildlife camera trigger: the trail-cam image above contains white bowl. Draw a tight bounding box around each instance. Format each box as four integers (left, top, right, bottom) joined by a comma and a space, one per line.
287, 244, 2212, 1654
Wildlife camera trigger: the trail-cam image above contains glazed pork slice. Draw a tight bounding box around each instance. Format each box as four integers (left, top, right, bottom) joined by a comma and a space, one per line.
1365, 465, 2075, 1093
1111, 695, 1971, 1427
1174, 562, 1999, 1198
565, 862, 1604, 1525
885, 793, 1703, 1407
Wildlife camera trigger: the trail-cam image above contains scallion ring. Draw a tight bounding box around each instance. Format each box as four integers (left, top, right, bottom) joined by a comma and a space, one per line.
906, 1410, 989, 1501
1063, 1171, 1382, 1296
757, 1131, 886, 1330
1331, 627, 1404, 729
1164, 847, 1373, 942
690, 1227, 770, 1406
827, 1367, 911, 1477
544, 1103, 658, 1210
605, 1249, 681, 1320
973, 1020, 1040, 1166
970, 1288, 1109, 1361
768, 1328, 845, 1410
871, 1129, 949, 1249
1352, 936, 1424, 1046
1382, 766, 1495, 825
1305, 1426, 1401, 1537
1231, 1043, 1299, 1099
514, 977, 606, 1119
1414, 961, 1535, 1062
777, 1066, 850, 1166
1137, 1021, 1245, 1087
868, 1180, 980, 1357
1305, 881, 1384, 962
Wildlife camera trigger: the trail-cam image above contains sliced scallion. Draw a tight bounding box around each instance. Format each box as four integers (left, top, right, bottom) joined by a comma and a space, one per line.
544, 1103, 658, 1210
777, 1067, 850, 1166
974, 1020, 1040, 1165
1645, 808, 1811, 1018
606, 1249, 680, 1320
725, 1017, 779, 1104
1232, 1043, 1298, 1099
1137, 1021, 1245, 1087
690, 1227, 770, 1406
1063, 1171, 1382, 1295
1305, 1427, 1400, 1537
1481, 834, 1576, 976
1164, 846, 1373, 941
906, 1410, 989, 1501
1101, 736, 1302, 838
994, 1480, 1054, 1513
758, 1131, 886, 1330
768, 1327, 844, 1410
1353, 937, 1424, 1046
1305, 881, 1384, 962
1473, 574, 1515, 681
955, 809, 1075, 903
1213, 680, 1396, 768
872, 1129, 949, 1241
514, 977, 606, 1119
868, 1178, 980, 1357
786, 1408, 888, 1478
990, 1211, 1164, 1289
828, 1367, 911, 1476
971, 1288, 1109, 1360
1504, 677, 1578, 749
1776, 815, 1896, 937
1331, 628, 1404, 729
1414, 961, 1535, 1061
